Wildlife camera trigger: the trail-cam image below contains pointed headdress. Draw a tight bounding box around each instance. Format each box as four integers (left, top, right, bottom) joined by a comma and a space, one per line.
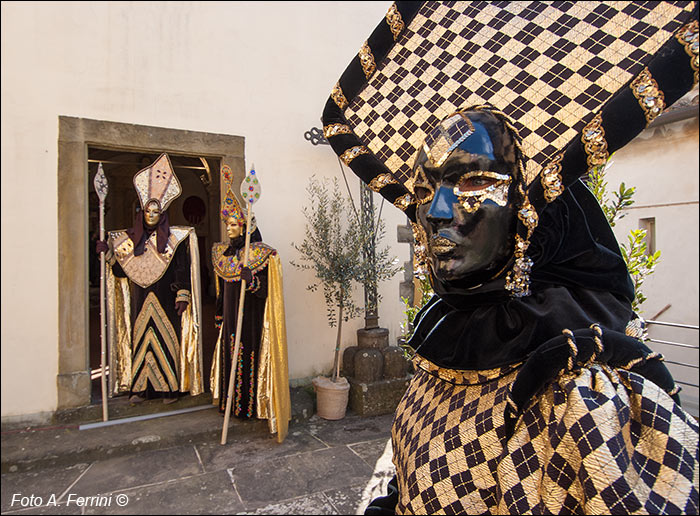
220, 165, 257, 232
133, 153, 182, 211
321, 1, 698, 295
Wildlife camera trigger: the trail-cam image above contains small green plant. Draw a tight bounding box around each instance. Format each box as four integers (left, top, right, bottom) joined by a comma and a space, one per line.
291, 177, 365, 382
291, 176, 400, 382
586, 161, 661, 313
398, 274, 434, 359
621, 229, 661, 310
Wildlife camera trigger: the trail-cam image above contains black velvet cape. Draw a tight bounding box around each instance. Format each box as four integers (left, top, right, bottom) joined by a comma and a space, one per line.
215, 231, 270, 417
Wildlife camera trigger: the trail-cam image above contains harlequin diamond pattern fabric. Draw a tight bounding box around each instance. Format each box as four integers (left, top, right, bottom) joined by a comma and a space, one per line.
392, 358, 699, 514
345, 1, 696, 186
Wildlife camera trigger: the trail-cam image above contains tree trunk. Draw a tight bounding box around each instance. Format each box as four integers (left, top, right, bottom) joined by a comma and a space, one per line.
331, 291, 344, 383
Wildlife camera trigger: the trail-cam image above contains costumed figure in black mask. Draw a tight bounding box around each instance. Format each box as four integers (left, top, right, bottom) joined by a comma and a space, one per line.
97, 153, 203, 404
210, 165, 290, 442
321, 2, 699, 513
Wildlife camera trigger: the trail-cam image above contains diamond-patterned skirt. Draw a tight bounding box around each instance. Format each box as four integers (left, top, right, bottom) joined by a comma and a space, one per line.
392, 357, 699, 514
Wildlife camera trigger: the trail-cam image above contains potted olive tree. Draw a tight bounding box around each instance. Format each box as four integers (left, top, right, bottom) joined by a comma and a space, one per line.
291, 176, 369, 419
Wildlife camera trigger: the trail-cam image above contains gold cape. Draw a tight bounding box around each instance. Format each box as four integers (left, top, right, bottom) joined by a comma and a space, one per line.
210, 253, 291, 443
106, 226, 204, 396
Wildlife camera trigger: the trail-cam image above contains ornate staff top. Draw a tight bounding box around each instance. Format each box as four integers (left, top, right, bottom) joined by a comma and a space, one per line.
94, 162, 108, 202
240, 165, 261, 206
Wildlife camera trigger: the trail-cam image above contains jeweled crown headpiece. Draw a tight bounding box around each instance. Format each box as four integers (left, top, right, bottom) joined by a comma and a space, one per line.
220, 165, 257, 232
322, 1, 698, 296
133, 153, 182, 212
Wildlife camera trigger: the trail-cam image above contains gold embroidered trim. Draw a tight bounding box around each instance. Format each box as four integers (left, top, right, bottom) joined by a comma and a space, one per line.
581, 113, 609, 170
132, 292, 180, 392
621, 352, 664, 371
407, 164, 432, 200
331, 81, 348, 110
413, 355, 523, 385
359, 41, 377, 79
393, 193, 415, 211
506, 392, 518, 412
385, 3, 405, 41
340, 145, 370, 165
109, 226, 191, 289
323, 123, 352, 139
368, 173, 399, 192
540, 154, 564, 203
561, 329, 578, 372
590, 324, 604, 358
675, 20, 699, 85
625, 317, 646, 341
454, 171, 512, 213
411, 222, 429, 278
175, 289, 191, 303
517, 199, 538, 233
630, 67, 666, 126
212, 242, 275, 281
505, 234, 534, 297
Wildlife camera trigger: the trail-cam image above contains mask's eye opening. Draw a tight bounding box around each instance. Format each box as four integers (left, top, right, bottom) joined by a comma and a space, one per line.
454, 172, 511, 196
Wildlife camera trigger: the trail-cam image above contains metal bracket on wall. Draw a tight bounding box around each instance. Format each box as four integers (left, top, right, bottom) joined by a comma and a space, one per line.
304, 127, 329, 146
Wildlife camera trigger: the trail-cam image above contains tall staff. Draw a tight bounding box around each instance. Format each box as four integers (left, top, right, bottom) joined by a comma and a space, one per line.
221, 165, 261, 445
93, 163, 109, 422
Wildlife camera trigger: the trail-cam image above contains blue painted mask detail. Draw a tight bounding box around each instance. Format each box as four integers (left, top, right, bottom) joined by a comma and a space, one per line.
456, 121, 495, 160
427, 186, 459, 221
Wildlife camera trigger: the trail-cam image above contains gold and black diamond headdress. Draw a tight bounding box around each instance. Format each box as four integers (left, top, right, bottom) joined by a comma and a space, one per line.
322, 1, 698, 295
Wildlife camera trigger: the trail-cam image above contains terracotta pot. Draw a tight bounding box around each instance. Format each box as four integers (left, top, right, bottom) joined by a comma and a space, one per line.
312, 376, 350, 420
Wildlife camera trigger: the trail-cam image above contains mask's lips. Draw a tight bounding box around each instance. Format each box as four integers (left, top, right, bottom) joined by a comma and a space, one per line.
431, 234, 457, 256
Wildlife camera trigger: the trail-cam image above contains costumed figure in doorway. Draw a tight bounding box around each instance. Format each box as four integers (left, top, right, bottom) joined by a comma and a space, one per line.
210, 165, 290, 442
98, 153, 204, 403
321, 2, 699, 514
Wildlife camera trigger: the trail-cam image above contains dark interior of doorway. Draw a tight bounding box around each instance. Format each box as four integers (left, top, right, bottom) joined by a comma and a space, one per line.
87, 147, 221, 405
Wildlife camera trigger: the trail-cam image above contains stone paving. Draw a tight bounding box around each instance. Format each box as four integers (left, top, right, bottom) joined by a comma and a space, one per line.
1, 409, 395, 515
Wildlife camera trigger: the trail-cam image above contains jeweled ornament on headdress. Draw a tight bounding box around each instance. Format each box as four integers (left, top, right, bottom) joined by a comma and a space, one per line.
220, 164, 257, 232
220, 166, 244, 223
133, 153, 182, 211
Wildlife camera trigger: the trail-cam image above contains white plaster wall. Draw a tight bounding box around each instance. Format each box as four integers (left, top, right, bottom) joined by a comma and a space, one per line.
604, 117, 699, 415
1, 1, 404, 418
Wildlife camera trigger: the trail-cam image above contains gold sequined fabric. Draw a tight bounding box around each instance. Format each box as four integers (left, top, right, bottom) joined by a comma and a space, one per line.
393, 357, 699, 514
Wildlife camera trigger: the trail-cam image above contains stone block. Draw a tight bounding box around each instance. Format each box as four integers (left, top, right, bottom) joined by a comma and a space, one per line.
348, 376, 412, 417
354, 349, 383, 383
342, 346, 359, 378
382, 347, 409, 379
56, 371, 91, 410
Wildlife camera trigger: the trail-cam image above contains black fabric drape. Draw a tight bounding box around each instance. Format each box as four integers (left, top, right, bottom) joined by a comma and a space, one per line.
216, 266, 269, 417
215, 228, 268, 417
112, 241, 191, 399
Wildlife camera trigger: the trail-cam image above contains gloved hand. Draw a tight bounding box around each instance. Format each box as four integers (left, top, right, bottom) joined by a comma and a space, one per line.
176, 301, 189, 316
240, 267, 253, 284
96, 240, 109, 254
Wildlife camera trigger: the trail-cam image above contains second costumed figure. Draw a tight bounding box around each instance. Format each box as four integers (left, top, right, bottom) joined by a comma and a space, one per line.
210, 165, 291, 442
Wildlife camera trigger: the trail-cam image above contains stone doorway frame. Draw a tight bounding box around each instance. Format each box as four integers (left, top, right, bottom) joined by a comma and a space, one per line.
57, 116, 245, 410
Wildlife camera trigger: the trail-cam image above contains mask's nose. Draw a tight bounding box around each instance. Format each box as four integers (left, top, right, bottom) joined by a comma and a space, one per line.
427, 185, 457, 222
